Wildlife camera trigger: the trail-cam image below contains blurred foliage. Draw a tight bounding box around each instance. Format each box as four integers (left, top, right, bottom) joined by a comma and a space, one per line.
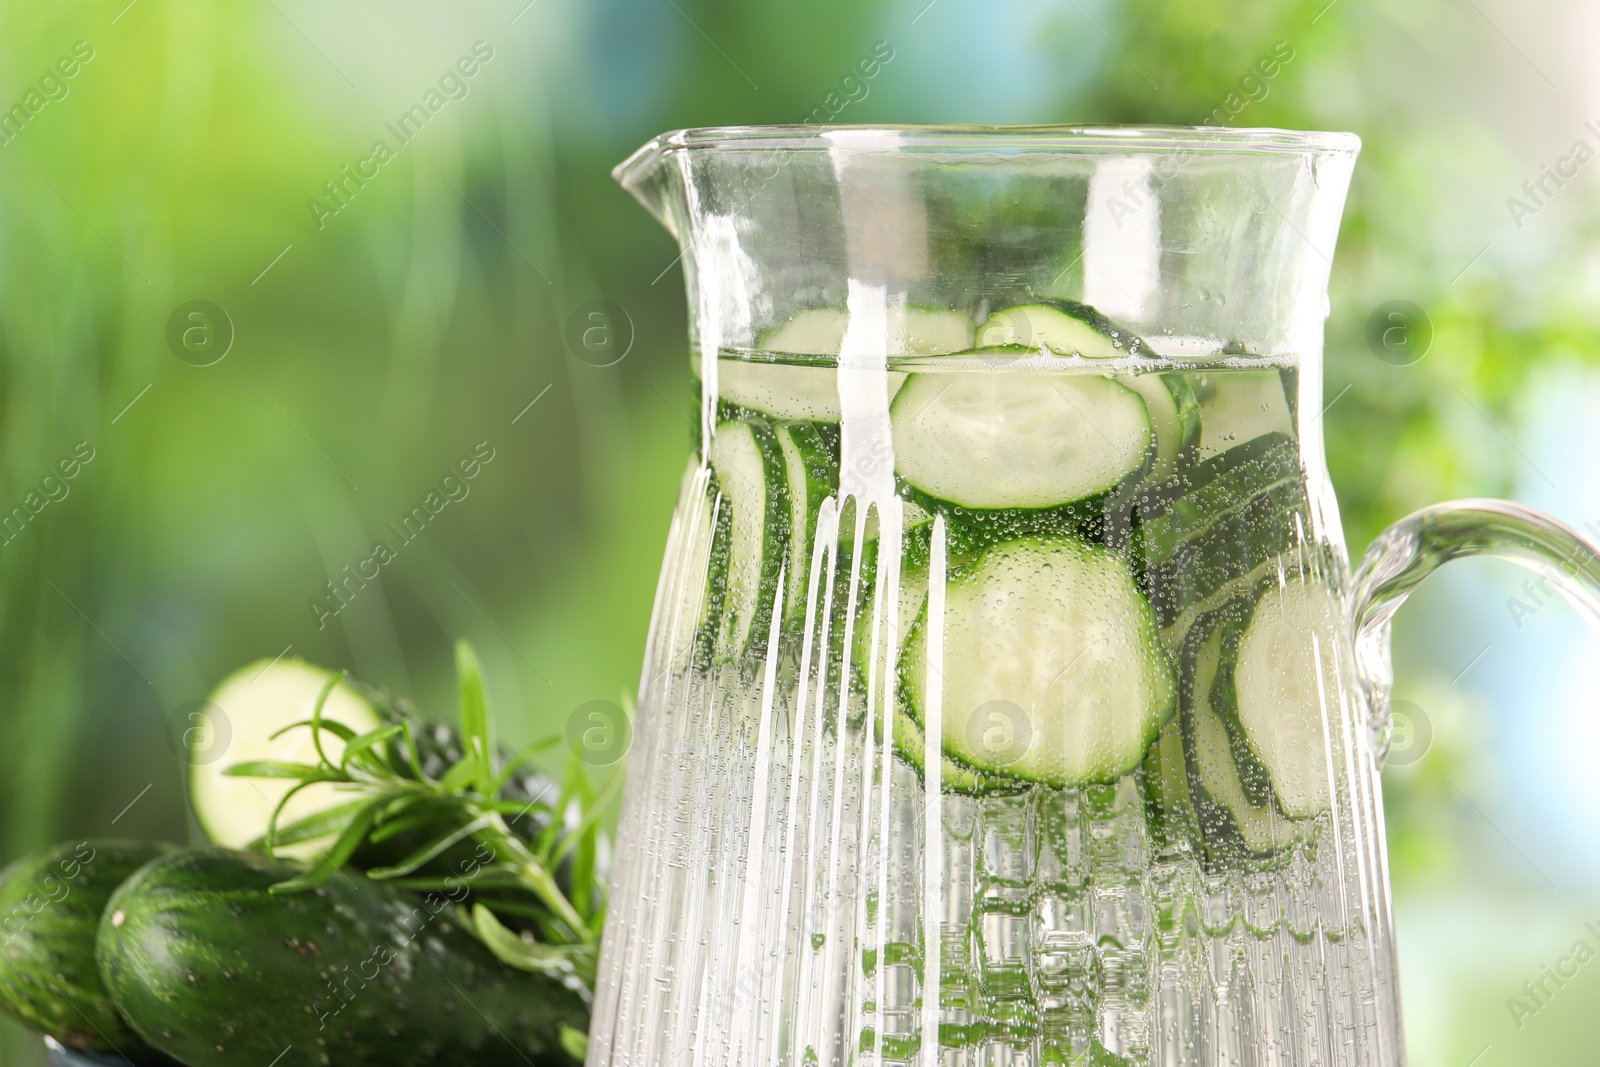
2, 0, 1598, 1064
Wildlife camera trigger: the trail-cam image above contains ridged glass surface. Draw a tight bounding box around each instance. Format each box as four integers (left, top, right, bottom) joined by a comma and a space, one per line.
587, 356, 1401, 1067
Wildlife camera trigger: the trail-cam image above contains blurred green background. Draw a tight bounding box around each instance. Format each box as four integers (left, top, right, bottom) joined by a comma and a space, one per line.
4, 0, 1600, 1064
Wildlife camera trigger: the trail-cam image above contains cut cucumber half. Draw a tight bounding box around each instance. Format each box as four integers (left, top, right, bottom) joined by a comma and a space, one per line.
1226, 577, 1339, 818
976, 299, 1148, 359
905, 539, 1175, 786
1196, 370, 1294, 460
1183, 618, 1301, 856
709, 420, 789, 655
190, 659, 381, 854
713, 306, 977, 420
890, 373, 1152, 509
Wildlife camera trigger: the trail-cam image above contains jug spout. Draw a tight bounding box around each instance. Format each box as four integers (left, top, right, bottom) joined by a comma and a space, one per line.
612, 133, 680, 237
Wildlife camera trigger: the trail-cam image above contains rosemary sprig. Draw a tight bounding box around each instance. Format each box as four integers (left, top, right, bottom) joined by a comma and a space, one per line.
224, 640, 607, 986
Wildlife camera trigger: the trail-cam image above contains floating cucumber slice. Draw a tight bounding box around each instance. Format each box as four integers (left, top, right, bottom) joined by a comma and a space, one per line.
1182, 617, 1303, 856
892, 306, 977, 355
1225, 577, 1339, 818
1195, 369, 1294, 459
759, 306, 852, 356
712, 306, 977, 420
889, 373, 1152, 509
190, 660, 383, 855
905, 539, 1175, 786
976, 299, 1148, 359
709, 420, 789, 655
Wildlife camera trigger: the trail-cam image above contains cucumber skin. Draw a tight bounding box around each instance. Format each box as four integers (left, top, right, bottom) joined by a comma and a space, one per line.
995, 297, 1151, 358
708, 419, 791, 659
0, 840, 175, 1059
1176, 605, 1280, 868
97, 848, 587, 1067
1208, 574, 1340, 822
1130, 433, 1301, 559
1175, 603, 1306, 868
1208, 593, 1286, 811
1136, 477, 1309, 627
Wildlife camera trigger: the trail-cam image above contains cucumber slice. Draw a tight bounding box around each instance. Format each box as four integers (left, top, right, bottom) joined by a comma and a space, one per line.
1142, 719, 1199, 851
760, 306, 851, 356
840, 495, 934, 550
905, 539, 1175, 786
709, 420, 789, 654
714, 306, 977, 420
190, 659, 383, 853
898, 306, 979, 355
890, 373, 1152, 509
1140, 481, 1306, 624
1133, 434, 1308, 628
1135, 434, 1301, 559
861, 569, 1013, 796
976, 299, 1148, 359
1196, 370, 1294, 460
662, 460, 720, 672
1226, 577, 1339, 818
853, 562, 924, 692
1123, 372, 1201, 485
890, 703, 989, 794
1183, 618, 1301, 856
774, 421, 838, 623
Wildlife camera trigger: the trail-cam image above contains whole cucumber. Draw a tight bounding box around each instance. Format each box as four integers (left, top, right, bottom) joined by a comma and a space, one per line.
97, 847, 587, 1067
0, 839, 174, 1059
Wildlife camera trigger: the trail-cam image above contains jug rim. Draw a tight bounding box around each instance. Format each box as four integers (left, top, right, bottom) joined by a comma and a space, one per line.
614, 123, 1361, 191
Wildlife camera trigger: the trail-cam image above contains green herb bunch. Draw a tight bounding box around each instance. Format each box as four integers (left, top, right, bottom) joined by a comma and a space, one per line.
225, 641, 617, 1000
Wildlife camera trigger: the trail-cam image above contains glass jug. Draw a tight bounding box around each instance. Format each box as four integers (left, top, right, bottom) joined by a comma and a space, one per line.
589, 125, 1600, 1067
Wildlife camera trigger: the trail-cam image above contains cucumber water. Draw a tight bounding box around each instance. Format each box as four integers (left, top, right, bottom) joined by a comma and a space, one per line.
602, 301, 1367, 1067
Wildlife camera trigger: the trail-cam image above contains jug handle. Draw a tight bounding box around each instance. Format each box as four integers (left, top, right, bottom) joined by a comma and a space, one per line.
1351, 498, 1600, 765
